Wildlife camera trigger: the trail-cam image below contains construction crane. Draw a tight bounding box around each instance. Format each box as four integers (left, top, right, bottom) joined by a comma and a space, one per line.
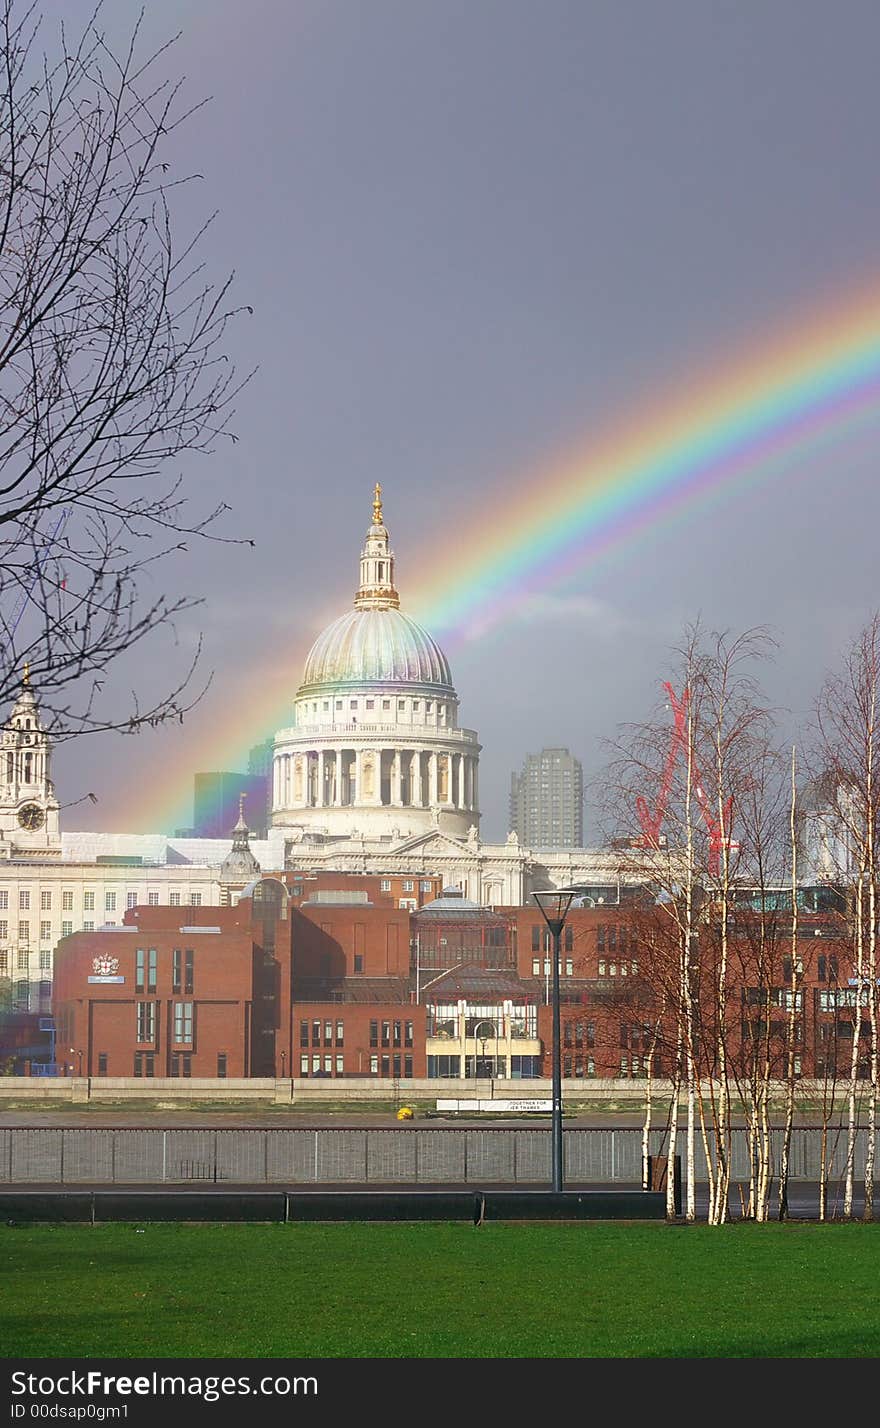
635, 681, 737, 876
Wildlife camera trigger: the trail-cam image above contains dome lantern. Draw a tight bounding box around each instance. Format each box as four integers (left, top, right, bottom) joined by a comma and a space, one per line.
355, 483, 399, 611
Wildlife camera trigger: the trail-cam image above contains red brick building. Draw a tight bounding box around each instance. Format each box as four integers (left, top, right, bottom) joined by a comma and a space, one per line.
51, 876, 862, 1085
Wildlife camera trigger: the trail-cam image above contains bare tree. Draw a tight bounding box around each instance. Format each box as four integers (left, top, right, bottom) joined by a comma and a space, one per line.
813, 615, 880, 1222
0, 1, 250, 737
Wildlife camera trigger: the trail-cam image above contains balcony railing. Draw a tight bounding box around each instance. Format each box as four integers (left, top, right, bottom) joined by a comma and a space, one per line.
277, 723, 479, 742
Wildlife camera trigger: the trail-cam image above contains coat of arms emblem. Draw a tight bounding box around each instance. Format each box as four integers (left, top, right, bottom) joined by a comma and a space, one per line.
92, 955, 119, 977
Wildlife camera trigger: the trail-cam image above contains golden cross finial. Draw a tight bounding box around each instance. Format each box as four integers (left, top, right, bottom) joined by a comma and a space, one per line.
22, 661, 30, 687
373, 482, 383, 525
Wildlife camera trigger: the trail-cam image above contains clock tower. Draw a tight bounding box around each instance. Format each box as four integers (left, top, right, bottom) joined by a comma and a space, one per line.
0, 666, 61, 858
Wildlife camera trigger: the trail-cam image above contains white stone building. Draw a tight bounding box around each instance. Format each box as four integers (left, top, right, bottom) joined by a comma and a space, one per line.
0, 489, 656, 1013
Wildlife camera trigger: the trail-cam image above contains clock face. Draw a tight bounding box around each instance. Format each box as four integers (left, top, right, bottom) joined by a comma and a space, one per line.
18, 803, 45, 831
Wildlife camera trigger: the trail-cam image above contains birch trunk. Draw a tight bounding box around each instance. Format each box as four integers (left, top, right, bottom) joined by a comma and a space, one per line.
779, 745, 799, 1221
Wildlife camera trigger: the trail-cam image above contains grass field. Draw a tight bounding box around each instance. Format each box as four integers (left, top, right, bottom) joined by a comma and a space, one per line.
3, 1221, 880, 1358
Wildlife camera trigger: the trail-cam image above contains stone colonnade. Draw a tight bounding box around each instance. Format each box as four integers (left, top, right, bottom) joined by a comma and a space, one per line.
273, 746, 479, 812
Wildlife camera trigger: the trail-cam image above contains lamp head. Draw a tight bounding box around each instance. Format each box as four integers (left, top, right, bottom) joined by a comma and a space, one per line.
532, 888, 576, 935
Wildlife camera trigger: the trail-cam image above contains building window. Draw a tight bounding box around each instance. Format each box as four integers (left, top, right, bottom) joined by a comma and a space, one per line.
532, 958, 540, 976
40, 891, 51, 911
366, 699, 374, 710
170, 1053, 192, 1079
402, 880, 414, 892
335, 1020, 344, 1046
136, 949, 144, 993
354, 953, 363, 974
312, 1055, 321, 1074
18, 921, 29, 943
382, 700, 390, 710
190, 893, 202, 906
105, 893, 116, 912
60, 920, 72, 938
369, 1020, 378, 1048
127, 893, 137, 910
404, 1055, 413, 1078
173, 1002, 193, 1045
405, 1021, 413, 1048
169, 892, 181, 907
0, 891, 7, 909
97, 1054, 107, 1076
39, 949, 51, 971
565, 959, 573, 976
40, 920, 51, 942
336, 1054, 344, 1074
133, 1053, 155, 1078
300, 1056, 309, 1075
82, 892, 94, 911
148, 892, 159, 906
0, 923, 6, 945
217, 1054, 227, 1079
19, 891, 29, 911
531, 926, 541, 952
17, 949, 28, 970
312, 1020, 320, 1046
136, 1002, 156, 1044
381, 1021, 390, 1048
324, 1054, 333, 1073
380, 879, 391, 892
173, 949, 194, 995
300, 1020, 309, 1048
370, 1054, 379, 1074
83, 921, 94, 932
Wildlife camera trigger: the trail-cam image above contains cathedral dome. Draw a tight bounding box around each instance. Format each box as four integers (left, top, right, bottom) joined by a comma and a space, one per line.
299, 606, 453, 695
296, 484, 455, 698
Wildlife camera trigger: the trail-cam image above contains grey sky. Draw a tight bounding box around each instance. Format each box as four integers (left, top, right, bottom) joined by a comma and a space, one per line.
33, 0, 880, 839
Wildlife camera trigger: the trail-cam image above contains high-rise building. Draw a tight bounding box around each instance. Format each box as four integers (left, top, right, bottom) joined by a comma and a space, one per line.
509, 747, 583, 848
192, 771, 269, 839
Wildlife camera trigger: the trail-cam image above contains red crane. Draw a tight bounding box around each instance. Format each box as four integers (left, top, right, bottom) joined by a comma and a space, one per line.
635, 681, 736, 876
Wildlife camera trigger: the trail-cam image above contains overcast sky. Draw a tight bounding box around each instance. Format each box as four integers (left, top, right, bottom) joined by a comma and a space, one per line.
33, 1, 880, 841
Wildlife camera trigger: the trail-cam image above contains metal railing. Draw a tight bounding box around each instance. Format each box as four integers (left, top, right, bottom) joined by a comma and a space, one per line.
0, 1125, 870, 1186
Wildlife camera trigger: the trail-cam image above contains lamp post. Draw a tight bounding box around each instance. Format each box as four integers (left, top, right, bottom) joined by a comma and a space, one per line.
533, 888, 576, 1193
472, 1019, 494, 1082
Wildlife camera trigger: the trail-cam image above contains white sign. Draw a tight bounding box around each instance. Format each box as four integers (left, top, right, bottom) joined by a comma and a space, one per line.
437, 1099, 552, 1113
88, 975, 124, 984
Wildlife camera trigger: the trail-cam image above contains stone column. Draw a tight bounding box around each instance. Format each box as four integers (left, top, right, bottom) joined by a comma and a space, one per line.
391, 749, 402, 806
411, 751, 421, 806
317, 750, 325, 807
455, 752, 464, 809
335, 749, 343, 805
429, 751, 438, 806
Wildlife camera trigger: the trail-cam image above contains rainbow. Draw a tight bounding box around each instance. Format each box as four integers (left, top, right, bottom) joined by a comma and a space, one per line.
120, 281, 880, 833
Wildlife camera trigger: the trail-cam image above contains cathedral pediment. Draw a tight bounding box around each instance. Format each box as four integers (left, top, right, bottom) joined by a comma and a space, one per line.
388, 828, 473, 858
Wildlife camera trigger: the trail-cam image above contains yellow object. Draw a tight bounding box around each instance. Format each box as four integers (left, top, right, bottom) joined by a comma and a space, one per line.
373, 482, 383, 524
396, 1106, 414, 1120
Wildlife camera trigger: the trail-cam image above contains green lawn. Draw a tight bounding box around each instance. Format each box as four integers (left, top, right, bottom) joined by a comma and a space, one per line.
2, 1221, 879, 1358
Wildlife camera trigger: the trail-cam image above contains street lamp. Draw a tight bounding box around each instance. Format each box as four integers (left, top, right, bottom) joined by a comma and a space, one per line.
533, 888, 576, 1193
472, 1019, 494, 1082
